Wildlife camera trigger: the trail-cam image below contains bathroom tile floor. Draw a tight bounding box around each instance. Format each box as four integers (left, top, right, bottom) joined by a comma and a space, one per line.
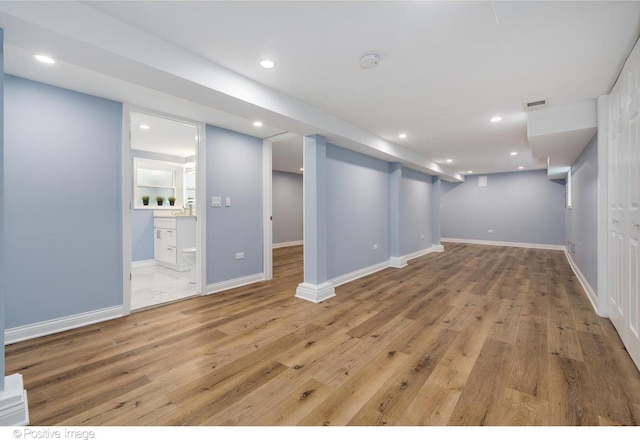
131, 264, 197, 311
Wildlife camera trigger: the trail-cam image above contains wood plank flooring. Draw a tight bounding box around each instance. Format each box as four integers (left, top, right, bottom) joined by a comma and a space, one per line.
6, 243, 640, 426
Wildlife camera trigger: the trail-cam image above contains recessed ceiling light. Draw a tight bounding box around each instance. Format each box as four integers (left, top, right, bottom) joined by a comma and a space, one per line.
34, 54, 56, 64
398, 133, 407, 139
510, 151, 518, 156
446, 159, 453, 163
467, 170, 473, 174
260, 59, 275, 69
253, 121, 263, 127
299, 167, 304, 171
491, 116, 502, 122
518, 166, 524, 170
139, 124, 150, 130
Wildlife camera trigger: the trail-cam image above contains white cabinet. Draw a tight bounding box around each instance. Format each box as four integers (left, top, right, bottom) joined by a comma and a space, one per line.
153, 216, 196, 271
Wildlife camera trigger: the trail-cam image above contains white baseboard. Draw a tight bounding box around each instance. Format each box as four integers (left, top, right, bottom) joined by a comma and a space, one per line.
441, 237, 565, 251
0, 374, 29, 426
272, 240, 303, 249
295, 282, 336, 303
564, 249, 600, 316
131, 259, 156, 269
5, 305, 124, 345
329, 260, 391, 288
404, 244, 445, 261
389, 256, 408, 268
205, 273, 265, 295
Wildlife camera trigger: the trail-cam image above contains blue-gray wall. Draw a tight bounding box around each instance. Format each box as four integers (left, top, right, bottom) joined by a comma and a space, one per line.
441, 170, 566, 246
272, 171, 303, 245
0, 29, 5, 385
4, 75, 123, 328
206, 125, 263, 284
567, 134, 598, 291
400, 167, 434, 255
325, 144, 390, 278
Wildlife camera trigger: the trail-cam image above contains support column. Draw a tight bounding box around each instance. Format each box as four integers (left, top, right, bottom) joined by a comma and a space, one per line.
389, 163, 406, 268
0, 27, 29, 426
431, 176, 443, 250
295, 135, 335, 303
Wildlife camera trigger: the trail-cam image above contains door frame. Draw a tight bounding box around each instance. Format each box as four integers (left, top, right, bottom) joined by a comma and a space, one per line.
122, 104, 206, 314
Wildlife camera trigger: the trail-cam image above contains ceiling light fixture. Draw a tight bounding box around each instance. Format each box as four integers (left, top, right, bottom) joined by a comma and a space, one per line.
491, 116, 502, 122
446, 159, 453, 163
518, 166, 524, 170
34, 54, 56, 64
398, 133, 407, 139
139, 124, 150, 130
260, 59, 275, 69
468, 170, 473, 174
510, 151, 518, 156
253, 121, 263, 127
300, 167, 304, 171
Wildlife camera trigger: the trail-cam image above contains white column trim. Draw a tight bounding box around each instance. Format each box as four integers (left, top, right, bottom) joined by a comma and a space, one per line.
0, 374, 29, 426
295, 282, 336, 303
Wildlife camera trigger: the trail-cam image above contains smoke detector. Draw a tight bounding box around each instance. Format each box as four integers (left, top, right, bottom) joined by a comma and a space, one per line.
360, 53, 380, 69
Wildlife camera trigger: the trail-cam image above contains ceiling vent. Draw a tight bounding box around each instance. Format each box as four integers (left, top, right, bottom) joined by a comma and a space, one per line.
524, 99, 549, 111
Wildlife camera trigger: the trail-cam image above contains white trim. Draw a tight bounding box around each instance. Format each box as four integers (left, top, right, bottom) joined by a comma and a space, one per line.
272, 240, 304, 249
196, 122, 206, 295
122, 103, 132, 317
329, 261, 390, 288
389, 256, 408, 268
596, 94, 609, 317
295, 282, 336, 303
0, 374, 29, 426
564, 249, 600, 316
403, 244, 445, 262
205, 273, 265, 295
441, 237, 565, 251
131, 259, 156, 269
263, 139, 273, 281
5, 306, 124, 345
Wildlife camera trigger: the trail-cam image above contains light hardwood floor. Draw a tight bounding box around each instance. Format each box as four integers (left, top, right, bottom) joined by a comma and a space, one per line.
6, 243, 640, 426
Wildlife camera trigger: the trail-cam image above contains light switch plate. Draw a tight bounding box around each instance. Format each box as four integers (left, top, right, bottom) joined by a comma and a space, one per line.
212, 196, 222, 207
225, 197, 231, 207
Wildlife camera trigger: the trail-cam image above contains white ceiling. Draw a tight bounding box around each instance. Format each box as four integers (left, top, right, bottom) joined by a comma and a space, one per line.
1, 1, 638, 177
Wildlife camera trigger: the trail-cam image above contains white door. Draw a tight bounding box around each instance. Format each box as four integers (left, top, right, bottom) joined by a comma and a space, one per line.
608, 65, 640, 371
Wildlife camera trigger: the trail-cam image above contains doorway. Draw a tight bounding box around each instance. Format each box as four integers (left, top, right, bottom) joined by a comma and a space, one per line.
270, 134, 304, 282
127, 109, 202, 311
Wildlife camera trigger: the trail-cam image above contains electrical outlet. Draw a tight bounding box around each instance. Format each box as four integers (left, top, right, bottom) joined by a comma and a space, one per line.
235, 252, 244, 260
373, 244, 378, 250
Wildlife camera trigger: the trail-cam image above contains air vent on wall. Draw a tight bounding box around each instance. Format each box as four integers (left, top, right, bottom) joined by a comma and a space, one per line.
524, 99, 548, 111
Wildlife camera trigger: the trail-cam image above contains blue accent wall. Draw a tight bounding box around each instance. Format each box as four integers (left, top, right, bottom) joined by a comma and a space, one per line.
4, 75, 123, 328
205, 125, 263, 284
441, 170, 566, 246
272, 171, 303, 244
400, 167, 434, 255
325, 144, 390, 279
567, 134, 598, 291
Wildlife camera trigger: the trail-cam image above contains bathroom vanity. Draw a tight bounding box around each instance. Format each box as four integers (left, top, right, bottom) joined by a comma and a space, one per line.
153, 215, 196, 271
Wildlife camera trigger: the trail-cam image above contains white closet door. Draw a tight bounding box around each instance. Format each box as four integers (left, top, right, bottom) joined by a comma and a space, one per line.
608, 65, 640, 371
